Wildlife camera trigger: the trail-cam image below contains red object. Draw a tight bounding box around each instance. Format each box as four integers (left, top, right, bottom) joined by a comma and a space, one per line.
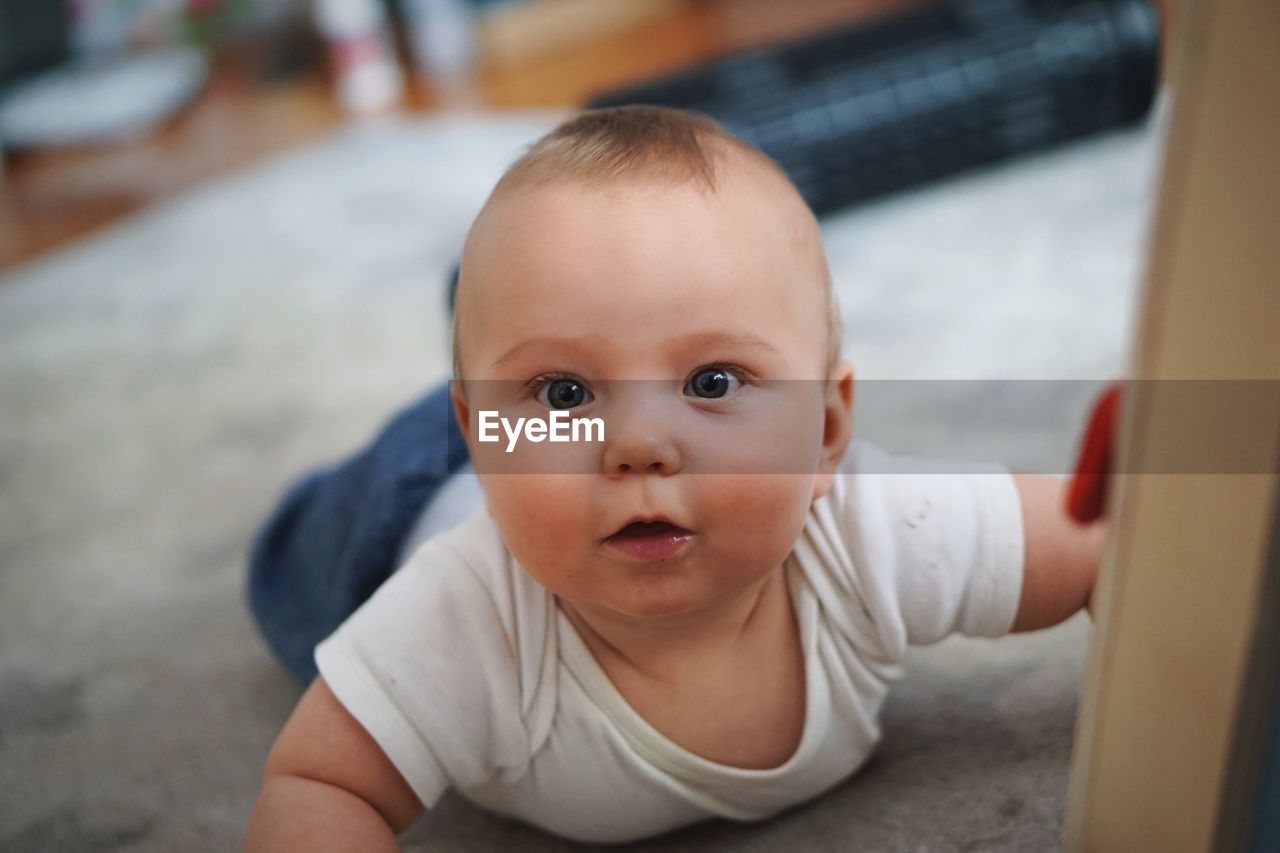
1066, 383, 1124, 524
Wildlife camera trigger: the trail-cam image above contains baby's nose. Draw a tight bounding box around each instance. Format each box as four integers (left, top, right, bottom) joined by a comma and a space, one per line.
601, 422, 683, 476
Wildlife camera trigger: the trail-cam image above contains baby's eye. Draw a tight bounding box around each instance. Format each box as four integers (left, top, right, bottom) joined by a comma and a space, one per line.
536, 377, 592, 410
684, 367, 742, 400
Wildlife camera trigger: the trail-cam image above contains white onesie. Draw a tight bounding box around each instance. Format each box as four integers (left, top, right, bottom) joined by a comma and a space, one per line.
315, 441, 1025, 844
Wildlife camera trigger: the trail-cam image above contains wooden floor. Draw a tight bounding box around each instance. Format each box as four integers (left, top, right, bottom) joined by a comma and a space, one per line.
0, 0, 915, 272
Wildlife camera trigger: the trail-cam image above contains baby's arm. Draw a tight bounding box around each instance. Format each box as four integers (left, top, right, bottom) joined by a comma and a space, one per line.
245, 678, 424, 852
1009, 473, 1107, 632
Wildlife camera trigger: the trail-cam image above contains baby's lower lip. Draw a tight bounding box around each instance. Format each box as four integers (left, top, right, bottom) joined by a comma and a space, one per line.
604, 522, 694, 561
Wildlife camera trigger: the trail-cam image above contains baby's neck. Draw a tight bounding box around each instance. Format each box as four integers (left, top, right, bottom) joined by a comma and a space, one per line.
558, 564, 791, 683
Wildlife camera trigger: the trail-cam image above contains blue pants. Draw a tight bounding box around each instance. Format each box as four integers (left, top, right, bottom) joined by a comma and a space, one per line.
246, 381, 470, 682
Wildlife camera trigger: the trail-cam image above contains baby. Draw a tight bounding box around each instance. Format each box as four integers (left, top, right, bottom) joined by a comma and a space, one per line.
245, 106, 1101, 849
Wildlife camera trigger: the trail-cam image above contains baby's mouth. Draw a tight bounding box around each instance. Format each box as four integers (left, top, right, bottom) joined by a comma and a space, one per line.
604, 520, 694, 561
610, 520, 685, 538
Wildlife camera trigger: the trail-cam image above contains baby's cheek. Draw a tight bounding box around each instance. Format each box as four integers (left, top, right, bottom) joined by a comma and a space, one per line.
485, 472, 594, 558
699, 474, 813, 556
679, 390, 825, 477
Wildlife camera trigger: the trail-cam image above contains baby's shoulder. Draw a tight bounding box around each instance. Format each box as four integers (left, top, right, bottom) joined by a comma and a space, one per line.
316, 506, 556, 798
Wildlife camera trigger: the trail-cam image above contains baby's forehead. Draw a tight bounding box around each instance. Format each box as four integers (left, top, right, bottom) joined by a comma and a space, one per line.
468, 183, 816, 310
473, 157, 817, 267
455, 157, 831, 375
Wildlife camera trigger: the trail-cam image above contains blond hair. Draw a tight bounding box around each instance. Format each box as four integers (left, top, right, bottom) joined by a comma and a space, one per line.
453, 105, 842, 375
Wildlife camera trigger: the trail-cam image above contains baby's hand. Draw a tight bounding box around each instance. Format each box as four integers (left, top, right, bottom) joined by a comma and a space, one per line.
245, 678, 424, 852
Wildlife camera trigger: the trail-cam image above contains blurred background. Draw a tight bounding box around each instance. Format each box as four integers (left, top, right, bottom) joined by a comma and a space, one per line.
0, 1, 1180, 850
0, 0, 1171, 271
0, 0, 936, 269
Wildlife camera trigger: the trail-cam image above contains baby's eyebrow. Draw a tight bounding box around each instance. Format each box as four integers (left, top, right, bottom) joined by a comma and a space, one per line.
491, 335, 609, 369
492, 330, 781, 371
675, 330, 782, 358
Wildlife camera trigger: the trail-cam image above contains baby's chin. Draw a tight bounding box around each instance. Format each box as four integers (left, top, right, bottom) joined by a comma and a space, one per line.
560, 590, 727, 626
547, 555, 778, 623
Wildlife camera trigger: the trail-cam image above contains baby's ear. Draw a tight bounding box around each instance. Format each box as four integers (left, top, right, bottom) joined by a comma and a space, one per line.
812, 361, 854, 501
450, 380, 472, 444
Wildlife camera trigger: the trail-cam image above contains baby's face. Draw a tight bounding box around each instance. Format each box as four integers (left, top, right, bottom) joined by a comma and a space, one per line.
452, 169, 851, 624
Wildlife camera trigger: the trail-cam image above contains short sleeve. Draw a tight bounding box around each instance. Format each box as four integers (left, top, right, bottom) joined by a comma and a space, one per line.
831, 442, 1026, 654
314, 513, 530, 809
